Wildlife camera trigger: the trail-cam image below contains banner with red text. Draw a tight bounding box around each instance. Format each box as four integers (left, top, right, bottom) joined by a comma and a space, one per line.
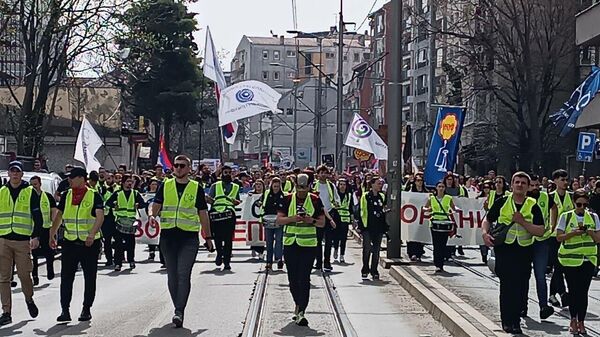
401, 192, 486, 245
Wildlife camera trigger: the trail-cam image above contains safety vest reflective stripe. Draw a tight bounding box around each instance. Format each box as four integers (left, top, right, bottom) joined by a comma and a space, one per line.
161, 179, 200, 232
336, 194, 351, 222
498, 195, 536, 247
283, 193, 317, 247
429, 195, 452, 223
559, 211, 598, 267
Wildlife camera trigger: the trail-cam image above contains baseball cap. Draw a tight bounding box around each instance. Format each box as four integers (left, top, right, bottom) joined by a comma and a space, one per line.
8, 161, 23, 172
296, 174, 309, 188
66, 166, 87, 179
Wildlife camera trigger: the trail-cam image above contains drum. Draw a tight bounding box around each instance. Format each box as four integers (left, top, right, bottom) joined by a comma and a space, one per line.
116, 217, 137, 235
209, 210, 234, 224
262, 214, 279, 229
431, 220, 454, 232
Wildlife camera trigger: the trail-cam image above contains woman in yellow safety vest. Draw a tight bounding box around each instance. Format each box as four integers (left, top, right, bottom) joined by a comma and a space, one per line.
556, 189, 600, 335
423, 180, 460, 273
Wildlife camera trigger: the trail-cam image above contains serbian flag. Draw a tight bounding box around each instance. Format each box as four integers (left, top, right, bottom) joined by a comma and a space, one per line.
157, 134, 172, 169
203, 26, 238, 145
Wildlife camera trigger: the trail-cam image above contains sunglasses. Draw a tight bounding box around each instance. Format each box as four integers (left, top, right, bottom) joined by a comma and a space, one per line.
576, 202, 589, 208
173, 163, 187, 169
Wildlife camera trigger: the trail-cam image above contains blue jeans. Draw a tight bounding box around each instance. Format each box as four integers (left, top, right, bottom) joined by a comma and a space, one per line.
265, 227, 283, 263
531, 239, 550, 307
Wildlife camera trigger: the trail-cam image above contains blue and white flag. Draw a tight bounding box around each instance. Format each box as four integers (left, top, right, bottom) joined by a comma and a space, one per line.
218, 80, 282, 126
550, 66, 600, 137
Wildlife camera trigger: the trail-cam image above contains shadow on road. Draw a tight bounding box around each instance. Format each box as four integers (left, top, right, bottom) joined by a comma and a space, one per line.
133, 323, 207, 337
272, 321, 326, 336
0, 319, 33, 336
33, 321, 91, 336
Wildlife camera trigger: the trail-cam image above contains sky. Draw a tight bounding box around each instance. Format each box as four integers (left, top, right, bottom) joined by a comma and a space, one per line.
191, 0, 384, 71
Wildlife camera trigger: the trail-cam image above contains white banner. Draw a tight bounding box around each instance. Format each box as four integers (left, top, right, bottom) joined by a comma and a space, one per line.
218, 80, 282, 126
344, 113, 388, 160
401, 192, 487, 245
134, 193, 161, 245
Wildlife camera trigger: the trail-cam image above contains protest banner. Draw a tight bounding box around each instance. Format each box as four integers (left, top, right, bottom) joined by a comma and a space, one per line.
401, 192, 487, 245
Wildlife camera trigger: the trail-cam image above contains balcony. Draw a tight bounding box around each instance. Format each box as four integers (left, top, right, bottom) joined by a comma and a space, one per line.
576, 2, 600, 46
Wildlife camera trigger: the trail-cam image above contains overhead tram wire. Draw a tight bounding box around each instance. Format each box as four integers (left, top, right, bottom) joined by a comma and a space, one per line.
343, 0, 380, 59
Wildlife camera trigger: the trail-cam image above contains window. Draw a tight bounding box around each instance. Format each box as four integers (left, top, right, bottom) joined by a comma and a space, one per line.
354, 53, 360, 62
263, 50, 269, 59
262, 71, 269, 80
417, 48, 428, 68
273, 50, 281, 60
303, 53, 313, 75
373, 84, 384, 103
417, 75, 428, 95
436, 48, 444, 68
273, 71, 280, 80
286, 108, 293, 115
343, 54, 348, 62
326, 52, 335, 59
240, 52, 245, 62
287, 71, 295, 79
363, 52, 371, 60
418, 21, 428, 42
416, 102, 427, 121
286, 50, 296, 57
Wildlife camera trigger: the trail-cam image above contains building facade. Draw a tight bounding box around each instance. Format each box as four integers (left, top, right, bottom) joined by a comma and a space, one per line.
229, 32, 370, 166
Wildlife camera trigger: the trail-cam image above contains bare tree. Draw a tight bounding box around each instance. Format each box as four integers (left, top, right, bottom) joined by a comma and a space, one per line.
419, 0, 579, 172
2, 0, 127, 156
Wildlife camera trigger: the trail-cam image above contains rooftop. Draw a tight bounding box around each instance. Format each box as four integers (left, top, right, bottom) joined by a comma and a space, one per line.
245, 36, 368, 48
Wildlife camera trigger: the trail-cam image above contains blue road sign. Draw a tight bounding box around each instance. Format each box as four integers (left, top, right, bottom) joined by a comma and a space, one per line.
577, 132, 596, 163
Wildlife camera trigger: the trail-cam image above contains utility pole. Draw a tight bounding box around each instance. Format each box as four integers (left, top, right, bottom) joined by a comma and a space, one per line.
259, 113, 263, 165
335, 0, 345, 173
387, 0, 403, 260
314, 38, 324, 165
293, 40, 300, 165
428, 1, 437, 165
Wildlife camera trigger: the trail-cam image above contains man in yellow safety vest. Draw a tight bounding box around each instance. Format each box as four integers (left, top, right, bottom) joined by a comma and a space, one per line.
50, 166, 105, 323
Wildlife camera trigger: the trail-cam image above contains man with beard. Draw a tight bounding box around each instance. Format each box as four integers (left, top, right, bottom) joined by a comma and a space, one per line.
207, 165, 240, 271
523, 175, 555, 320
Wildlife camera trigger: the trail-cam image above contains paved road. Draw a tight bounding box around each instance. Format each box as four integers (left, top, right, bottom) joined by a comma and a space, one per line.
421, 246, 600, 337
1, 240, 450, 337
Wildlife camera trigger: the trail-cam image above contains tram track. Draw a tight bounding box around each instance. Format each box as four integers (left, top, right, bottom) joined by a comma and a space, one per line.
240, 266, 357, 337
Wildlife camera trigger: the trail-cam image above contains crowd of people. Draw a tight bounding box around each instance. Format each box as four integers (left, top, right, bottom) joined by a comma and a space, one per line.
0, 158, 389, 329
403, 169, 600, 335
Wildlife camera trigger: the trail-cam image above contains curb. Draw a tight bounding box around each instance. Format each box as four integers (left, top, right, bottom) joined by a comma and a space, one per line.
349, 230, 507, 337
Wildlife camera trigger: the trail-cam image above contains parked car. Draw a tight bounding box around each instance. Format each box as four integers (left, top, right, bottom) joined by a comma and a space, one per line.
0, 171, 62, 195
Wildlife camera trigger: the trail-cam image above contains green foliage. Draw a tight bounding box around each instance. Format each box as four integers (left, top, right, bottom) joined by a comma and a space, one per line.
116, 0, 207, 127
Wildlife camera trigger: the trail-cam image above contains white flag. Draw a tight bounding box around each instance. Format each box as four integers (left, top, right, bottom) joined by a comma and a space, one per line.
203, 26, 238, 145
203, 26, 227, 91
218, 80, 282, 126
344, 113, 388, 160
74, 117, 104, 172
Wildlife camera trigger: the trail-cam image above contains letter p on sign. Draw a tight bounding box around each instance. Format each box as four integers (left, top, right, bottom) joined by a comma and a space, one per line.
578, 132, 596, 153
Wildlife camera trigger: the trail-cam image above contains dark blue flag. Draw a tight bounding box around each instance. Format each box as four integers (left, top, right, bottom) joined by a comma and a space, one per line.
550, 66, 600, 137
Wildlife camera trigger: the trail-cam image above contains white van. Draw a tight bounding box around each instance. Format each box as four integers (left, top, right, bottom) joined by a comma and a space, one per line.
0, 171, 62, 195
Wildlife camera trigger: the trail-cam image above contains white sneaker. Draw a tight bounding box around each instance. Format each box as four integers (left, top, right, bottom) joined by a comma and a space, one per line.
333, 249, 339, 260
339, 255, 345, 263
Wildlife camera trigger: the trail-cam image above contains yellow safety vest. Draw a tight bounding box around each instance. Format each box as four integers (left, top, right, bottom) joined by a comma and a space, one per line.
498, 195, 536, 246
283, 193, 317, 247
213, 181, 240, 213
551, 191, 574, 237
429, 195, 453, 223
360, 192, 386, 228
283, 180, 294, 193
535, 191, 552, 241
0, 185, 34, 236
161, 179, 201, 232
63, 188, 101, 241
313, 181, 338, 207
336, 193, 351, 223
40, 192, 52, 229
114, 190, 137, 221
558, 210, 598, 267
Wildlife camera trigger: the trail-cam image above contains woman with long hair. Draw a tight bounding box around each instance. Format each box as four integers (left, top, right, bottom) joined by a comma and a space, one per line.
407, 174, 428, 261
556, 189, 600, 334
423, 180, 460, 272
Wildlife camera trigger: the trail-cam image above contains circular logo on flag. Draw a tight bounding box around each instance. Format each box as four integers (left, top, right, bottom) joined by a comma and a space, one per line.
351, 118, 372, 139
235, 89, 254, 103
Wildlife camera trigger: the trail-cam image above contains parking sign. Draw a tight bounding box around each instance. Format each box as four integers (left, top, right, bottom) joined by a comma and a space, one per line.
577, 132, 596, 163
